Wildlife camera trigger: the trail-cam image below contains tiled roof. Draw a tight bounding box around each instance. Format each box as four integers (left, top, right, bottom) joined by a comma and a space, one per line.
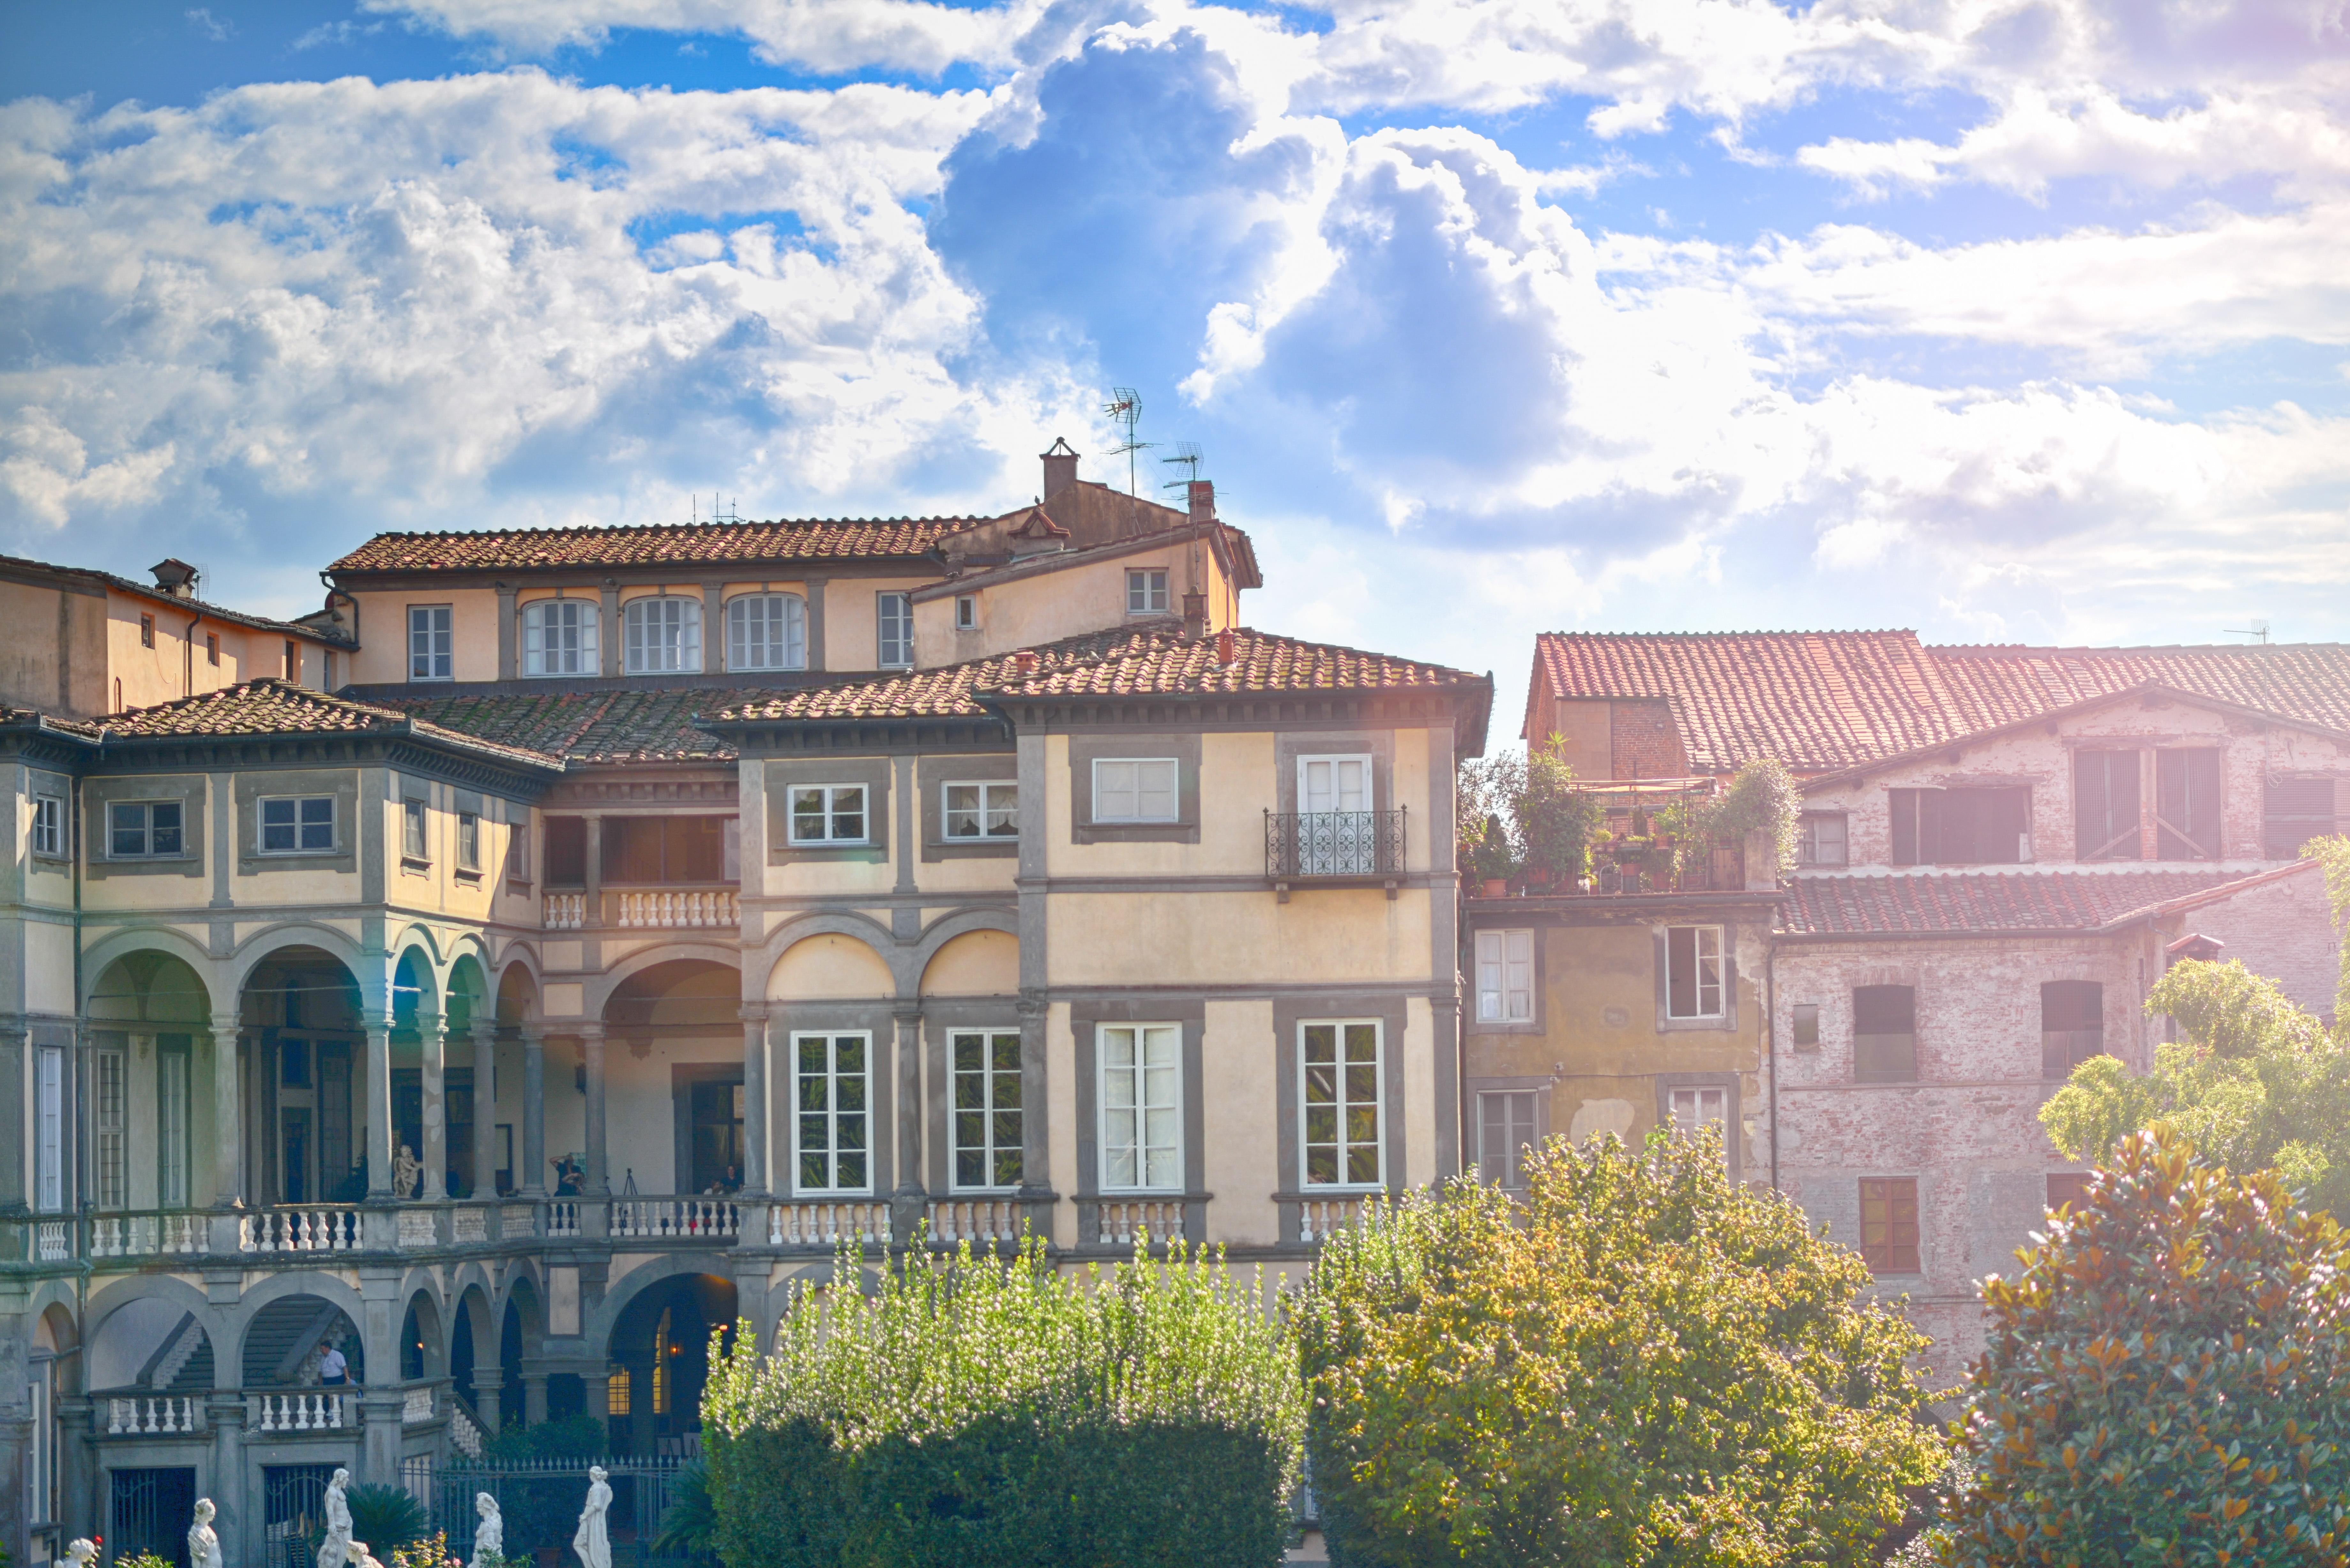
0, 707, 103, 740
329, 518, 978, 575
710, 623, 1190, 723
1779, 866, 2298, 937
0, 551, 348, 644
1530, 632, 2350, 773
382, 687, 766, 765
98, 680, 559, 768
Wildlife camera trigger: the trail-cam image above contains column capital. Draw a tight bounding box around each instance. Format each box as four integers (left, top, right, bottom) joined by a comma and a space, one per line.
892, 1002, 923, 1026
519, 1023, 547, 1046
468, 1018, 497, 1042
1016, 989, 1049, 1021
207, 1011, 243, 1037
578, 1021, 606, 1044
360, 1012, 394, 1036
738, 1003, 770, 1024
415, 1011, 446, 1037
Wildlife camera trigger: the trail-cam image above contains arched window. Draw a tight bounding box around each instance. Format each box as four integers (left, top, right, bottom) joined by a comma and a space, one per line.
727, 593, 807, 671
623, 596, 701, 674
520, 598, 599, 677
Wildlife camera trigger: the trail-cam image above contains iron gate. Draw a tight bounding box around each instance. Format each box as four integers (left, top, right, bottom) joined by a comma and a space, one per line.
434, 1458, 695, 1565
263, 1464, 339, 1568
109, 1466, 195, 1568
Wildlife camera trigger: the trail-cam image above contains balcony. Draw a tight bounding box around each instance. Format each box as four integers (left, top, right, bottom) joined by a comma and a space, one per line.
543, 885, 740, 931
1266, 809, 1407, 900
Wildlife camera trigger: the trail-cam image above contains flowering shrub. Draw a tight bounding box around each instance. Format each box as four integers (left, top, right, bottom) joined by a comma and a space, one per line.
703, 1233, 1305, 1568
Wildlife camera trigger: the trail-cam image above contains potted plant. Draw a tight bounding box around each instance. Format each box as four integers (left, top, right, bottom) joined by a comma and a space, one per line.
1515, 736, 1602, 890
1457, 754, 1526, 898
1469, 813, 1517, 897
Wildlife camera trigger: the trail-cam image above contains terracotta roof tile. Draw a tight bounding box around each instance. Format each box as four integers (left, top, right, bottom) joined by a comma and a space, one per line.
1779, 866, 2287, 936
381, 687, 763, 765
1532, 632, 2350, 773
712, 623, 1189, 723
98, 680, 559, 768
329, 518, 979, 575
0, 550, 348, 644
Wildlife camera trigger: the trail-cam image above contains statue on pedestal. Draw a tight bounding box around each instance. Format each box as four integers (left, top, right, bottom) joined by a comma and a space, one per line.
318, 1466, 354, 1568
571, 1465, 612, 1568
471, 1491, 505, 1568
188, 1497, 224, 1568
393, 1142, 423, 1199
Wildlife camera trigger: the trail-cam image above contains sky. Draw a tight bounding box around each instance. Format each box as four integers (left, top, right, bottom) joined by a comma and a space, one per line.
3, 0, 2347, 739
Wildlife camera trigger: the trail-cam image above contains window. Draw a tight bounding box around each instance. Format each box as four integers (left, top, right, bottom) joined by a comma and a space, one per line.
2264, 777, 2339, 859
1797, 811, 1847, 868
408, 605, 453, 681
1791, 1002, 1820, 1049
794, 1033, 870, 1192
1664, 925, 1725, 1020
139, 614, 155, 649
2075, 751, 2141, 861
1474, 930, 1534, 1023
521, 598, 599, 677
1858, 1178, 1920, 1273
606, 1368, 632, 1417
30, 795, 63, 858
1099, 1023, 1181, 1191
1891, 787, 2028, 865
36, 1046, 63, 1210
504, 817, 530, 882
284, 639, 299, 680
954, 594, 978, 630
402, 799, 428, 862
726, 593, 806, 672
951, 1030, 1024, 1190
1668, 1085, 1729, 1164
2154, 750, 2222, 859
1301, 1021, 1383, 1188
788, 785, 867, 845
601, 815, 727, 881
1477, 1090, 1537, 1188
2046, 1172, 2094, 1214
944, 782, 1019, 840
2041, 981, 2104, 1079
260, 796, 335, 854
95, 1047, 126, 1209
877, 592, 912, 667
544, 816, 587, 885
1126, 569, 1169, 614
158, 1042, 189, 1208
623, 596, 702, 674
1853, 984, 1917, 1083
1093, 758, 1179, 823
457, 810, 481, 873
110, 800, 183, 858
205, 632, 219, 666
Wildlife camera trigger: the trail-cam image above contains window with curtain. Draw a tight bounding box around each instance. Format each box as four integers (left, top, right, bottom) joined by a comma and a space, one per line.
1474, 929, 1534, 1022
727, 593, 807, 671
158, 1042, 190, 1207
95, 1047, 126, 1209
1099, 1024, 1181, 1191
1664, 925, 1725, 1019
521, 598, 599, 676
623, 596, 702, 674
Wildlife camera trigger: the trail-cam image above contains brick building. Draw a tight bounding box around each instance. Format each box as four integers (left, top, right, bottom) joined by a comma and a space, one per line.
1506, 631, 2349, 1384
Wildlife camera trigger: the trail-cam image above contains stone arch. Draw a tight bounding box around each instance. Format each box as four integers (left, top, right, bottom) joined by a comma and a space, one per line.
224, 1273, 368, 1385
752, 910, 901, 994
451, 1280, 501, 1427
910, 907, 1018, 979
584, 1254, 742, 1350
401, 1287, 447, 1381
768, 929, 896, 1003
593, 1261, 740, 1454
496, 956, 541, 1026
87, 1295, 217, 1396
80, 927, 218, 1013
237, 1288, 366, 1388
446, 947, 494, 1029
587, 940, 743, 1020
226, 921, 369, 1000
919, 927, 1019, 998
393, 942, 442, 1023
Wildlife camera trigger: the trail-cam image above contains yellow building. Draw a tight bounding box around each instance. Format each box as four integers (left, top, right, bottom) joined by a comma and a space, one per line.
0, 449, 1486, 1564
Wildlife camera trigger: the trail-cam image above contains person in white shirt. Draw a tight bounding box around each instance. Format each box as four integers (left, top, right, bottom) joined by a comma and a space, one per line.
319, 1344, 349, 1386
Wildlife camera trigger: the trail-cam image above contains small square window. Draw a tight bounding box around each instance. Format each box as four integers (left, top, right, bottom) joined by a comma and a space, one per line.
110, 800, 184, 859
30, 796, 65, 859
403, 799, 429, 862
1126, 569, 1169, 615
1797, 811, 1847, 868
140, 614, 155, 648
943, 781, 1018, 839
789, 785, 868, 844
1791, 1002, 1820, 1049
260, 796, 336, 854
1092, 758, 1179, 824
955, 594, 978, 630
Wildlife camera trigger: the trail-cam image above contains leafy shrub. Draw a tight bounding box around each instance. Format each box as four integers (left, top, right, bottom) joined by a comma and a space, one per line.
1658, 757, 1799, 881
1940, 1127, 2350, 1565
1513, 736, 1602, 885
653, 1457, 720, 1560
703, 1234, 1306, 1568
346, 1484, 429, 1559
390, 1531, 463, 1568
1297, 1129, 1945, 1566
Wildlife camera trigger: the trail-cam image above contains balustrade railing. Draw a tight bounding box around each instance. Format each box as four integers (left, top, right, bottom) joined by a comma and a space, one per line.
546, 1200, 581, 1238
1266, 809, 1406, 880
453, 1206, 491, 1244
543, 891, 587, 930
611, 887, 740, 929
241, 1207, 361, 1253
1297, 1195, 1372, 1243
502, 1205, 539, 1239
397, 1209, 437, 1248
771, 1200, 891, 1247
106, 1395, 203, 1436
928, 1198, 1022, 1245
251, 1391, 352, 1432
609, 1197, 739, 1240
403, 1386, 435, 1425
1095, 1198, 1185, 1246
450, 1400, 484, 1459
90, 1210, 211, 1260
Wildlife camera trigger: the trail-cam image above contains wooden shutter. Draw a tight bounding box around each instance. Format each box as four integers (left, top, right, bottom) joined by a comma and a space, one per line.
2075, 751, 2141, 860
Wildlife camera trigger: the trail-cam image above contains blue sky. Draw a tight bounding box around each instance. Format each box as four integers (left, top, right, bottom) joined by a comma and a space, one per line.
4, 0, 2346, 735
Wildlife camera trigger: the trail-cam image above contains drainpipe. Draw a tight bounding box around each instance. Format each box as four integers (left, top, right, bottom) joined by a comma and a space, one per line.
184, 611, 202, 696
1766, 933, 1780, 1191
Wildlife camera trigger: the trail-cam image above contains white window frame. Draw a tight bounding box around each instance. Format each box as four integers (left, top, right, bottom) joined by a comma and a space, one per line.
1126, 568, 1169, 615
792, 1031, 872, 1195
1475, 929, 1535, 1023
94, 1046, 126, 1210
30, 794, 64, 859
787, 784, 869, 845
1798, 811, 1848, 869
1668, 1084, 1729, 1165
725, 593, 807, 672
258, 795, 336, 855
109, 799, 184, 860
954, 593, 978, 630
943, 781, 1019, 840
623, 595, 703, 675
1300, 1019, 1385, 1190
408, 605, 453, 682
158, 1042, 191, 1207
1665, 924, 1726, 1021
456, 810, 481, 873
1297, 754, 1374, 815
402, 798, 430, 863
1477, 1089, 1538, 1189
1098, 1023, 1183, 1194
1091, 758, 1179, 824
949, 1028, 1024, 1192
877, 592, 913, 668
36, 1045, 64, 1211
520, 597, 599, 678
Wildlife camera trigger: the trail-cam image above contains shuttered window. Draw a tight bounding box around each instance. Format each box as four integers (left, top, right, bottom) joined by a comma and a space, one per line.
1859, 1179, 1920, 1273
1891, 787, 2029, 865
2041, 981, 2104, 1079
2076, 751, 2142, 861
2155, 750, 2223, 859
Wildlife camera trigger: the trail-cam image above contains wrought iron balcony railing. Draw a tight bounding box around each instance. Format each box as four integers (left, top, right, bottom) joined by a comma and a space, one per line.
1266, 808, 1407, 891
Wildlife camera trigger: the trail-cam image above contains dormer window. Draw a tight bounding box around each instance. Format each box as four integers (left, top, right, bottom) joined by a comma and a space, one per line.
624, 596, 701, 674
522, 598, 599, 677
955, 594, 978, 631
1127, 569, 1169, 615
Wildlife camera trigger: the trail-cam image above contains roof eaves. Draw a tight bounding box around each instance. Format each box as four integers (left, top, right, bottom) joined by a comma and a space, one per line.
2092, 858, 2322, 930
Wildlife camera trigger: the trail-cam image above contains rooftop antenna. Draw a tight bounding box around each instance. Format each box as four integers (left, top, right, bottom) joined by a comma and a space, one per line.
2224, 620, 2270, 645
1160, 441, 1203, 491
1103, 387, 1154, 496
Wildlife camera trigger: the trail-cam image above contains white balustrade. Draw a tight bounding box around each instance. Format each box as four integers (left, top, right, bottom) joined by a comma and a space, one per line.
609, 1198, 739, 1240
771, 1202, 891, 1247
547, 1201, 581, 1238
544, 891, 587, 930
397, 1209, 436, 1248
928, 1198, 1022, 1245
1297, 1196, 1370, 1243
453, 1207, 490, 1244
402, 1386, 434, 1424
36, 1221, 71, 1262
90, 1212, 211, 1260
1095, 1199, 1183, 1247
241, 1208, 361, 1253
450, 1402, 483, 1459
107, 1396, 202, 1436
613, 888, 740, 929
251, 1391, 349, 1432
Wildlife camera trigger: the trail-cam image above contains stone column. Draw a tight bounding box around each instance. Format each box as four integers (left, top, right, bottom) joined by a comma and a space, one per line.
894, 1004, 923, 1192
470, 1024, 499, 1199
419, 1013, 447, 1202
522, 1371, 549, 1425
738, 1006, 769, 1196
1016, 991, 1050, 1200
473, 1348, 503, 1433
359, 1270, 403, 1484
363, 1017, 394, 1202
207, 1392, 248, 1566
580, 1023, 609, 1197
57, 1395, 94, 1545
520, 1028, 547, 1198
208, 1012, 244, 1209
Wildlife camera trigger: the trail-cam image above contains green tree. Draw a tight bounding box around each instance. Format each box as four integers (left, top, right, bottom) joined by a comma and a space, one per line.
2041, 959, 2350, 1216
1939, 1127, 2350, 1566
1296, 1129, 1945, 1567
1514, 735, 1603, 885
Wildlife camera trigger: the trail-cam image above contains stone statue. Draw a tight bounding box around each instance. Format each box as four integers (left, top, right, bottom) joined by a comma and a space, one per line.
393, 1142, 423, 1200
188, 1497, 224, 1568
571, 1465, 612, 1568
471, 1491, 505, 1568
64, 1541, 98, 1568
317, 1466, 355, 1568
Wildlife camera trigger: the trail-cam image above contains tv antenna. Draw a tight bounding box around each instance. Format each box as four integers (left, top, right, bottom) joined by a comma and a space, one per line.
1103, 387, 1154, 496
1160, 442, 1203, 492
2224, 620, 2270, 645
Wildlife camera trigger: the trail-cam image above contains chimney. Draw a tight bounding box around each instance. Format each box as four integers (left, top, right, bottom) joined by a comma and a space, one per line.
1182, 591, 1208, 639
1014, 649, 1037, 676
150, 558, 200, 598
1041, 437, 1080, 504
1187, 479, 1214, 525
1216, 629, 1235, 666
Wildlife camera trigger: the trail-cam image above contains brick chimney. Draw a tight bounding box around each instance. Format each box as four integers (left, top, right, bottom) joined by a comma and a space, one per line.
1183, 591, 1208, 639
1187, 479, 1214, 525
150, 558, 200, 598
1041, 438, 1079, 504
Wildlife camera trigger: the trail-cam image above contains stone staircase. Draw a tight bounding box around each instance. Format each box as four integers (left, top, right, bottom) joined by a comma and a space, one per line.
139, 1313, 215, 1395
242, 1297, 354, 1387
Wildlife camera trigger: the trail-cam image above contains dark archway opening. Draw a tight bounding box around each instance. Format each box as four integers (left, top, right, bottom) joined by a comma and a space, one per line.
605, 1272, 737, 1455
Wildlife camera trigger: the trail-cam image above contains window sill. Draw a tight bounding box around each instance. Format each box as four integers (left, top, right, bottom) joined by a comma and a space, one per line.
400, 857, 432, 875
506, 878, 534, 894
455, 869, 484, 886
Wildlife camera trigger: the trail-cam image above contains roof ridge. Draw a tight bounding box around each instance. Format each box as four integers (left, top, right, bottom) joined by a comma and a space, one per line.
354, 515, 988, 543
